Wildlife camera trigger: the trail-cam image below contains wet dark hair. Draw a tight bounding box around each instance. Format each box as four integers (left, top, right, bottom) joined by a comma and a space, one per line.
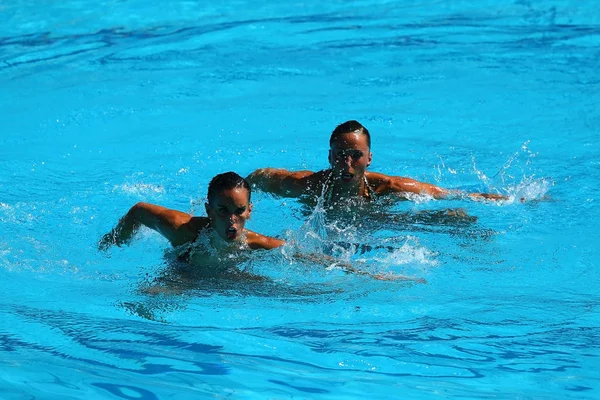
207, 172, 251, 204
329, 120, 371, 148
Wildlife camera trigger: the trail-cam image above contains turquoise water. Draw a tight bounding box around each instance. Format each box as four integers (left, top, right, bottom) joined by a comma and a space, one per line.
1, 0, 599, 398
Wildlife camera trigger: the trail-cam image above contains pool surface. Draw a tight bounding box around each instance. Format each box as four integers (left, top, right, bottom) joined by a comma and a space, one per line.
1, 0, 599, 398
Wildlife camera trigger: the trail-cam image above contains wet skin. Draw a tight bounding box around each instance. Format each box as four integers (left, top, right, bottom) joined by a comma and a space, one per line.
205, 187, 253, 242
328, 131, 372, 192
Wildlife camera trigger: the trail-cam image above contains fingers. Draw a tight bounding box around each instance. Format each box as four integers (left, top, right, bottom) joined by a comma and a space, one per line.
469, 193, 508, 201
97, 233, 114, 251
371, 273, 427, 283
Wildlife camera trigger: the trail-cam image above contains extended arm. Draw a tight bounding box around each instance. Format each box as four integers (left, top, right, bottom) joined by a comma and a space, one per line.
245, 230, 286, 250
381, 175, 507, 201
98, 202, 203, 250
295, 252, 426, 283
246, 168, 314, 197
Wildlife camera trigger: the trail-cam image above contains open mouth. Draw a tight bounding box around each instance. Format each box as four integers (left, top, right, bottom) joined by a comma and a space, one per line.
341, 172, 354, 182
226, 227, 237, 239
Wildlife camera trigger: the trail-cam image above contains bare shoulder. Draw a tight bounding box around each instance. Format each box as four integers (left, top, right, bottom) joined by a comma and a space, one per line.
252, 168, 314, 180
187, 216, 211, 232
366, 171, 447, 198
365, 171, 414, 193
276, 169, 318, 185
244, 229, 285, 250
288, 169, 316, 180
247, 168, 318, 197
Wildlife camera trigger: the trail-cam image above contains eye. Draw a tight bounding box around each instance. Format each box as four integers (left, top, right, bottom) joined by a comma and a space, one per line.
337, 150, 363, 160
234, 207, 246, 215
350, 150, 363, 160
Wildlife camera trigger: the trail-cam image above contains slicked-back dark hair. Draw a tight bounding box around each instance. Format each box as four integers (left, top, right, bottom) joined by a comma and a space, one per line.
329, 120, 371, 148
207, 172, 251, 204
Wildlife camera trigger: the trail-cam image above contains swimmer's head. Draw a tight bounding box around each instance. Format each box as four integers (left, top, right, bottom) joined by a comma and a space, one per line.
205, 172, 252, 242
329, 120, 371, 149
207, 172, 251, 204
329, 121, 372, 185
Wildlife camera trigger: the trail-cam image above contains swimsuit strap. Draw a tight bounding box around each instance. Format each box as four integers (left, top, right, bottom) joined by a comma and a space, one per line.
363, 175, 376, 200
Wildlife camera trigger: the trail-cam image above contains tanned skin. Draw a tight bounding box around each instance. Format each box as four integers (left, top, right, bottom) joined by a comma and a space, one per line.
98, 189, 284, 253
247, 125, 507, 203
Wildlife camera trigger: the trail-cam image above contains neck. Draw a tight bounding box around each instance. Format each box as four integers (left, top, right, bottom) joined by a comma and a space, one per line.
326, 171, 368, 202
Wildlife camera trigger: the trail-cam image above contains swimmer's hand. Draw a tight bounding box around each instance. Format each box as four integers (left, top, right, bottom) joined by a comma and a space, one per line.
469, 192, 537, 203
97, 232, 115, 251
98, 206, 142, 251
98, 221, 138, 251
369, 273, 427, 284
297, 253, 425, 283
468, 192, 509, 201
98, 228, 133, 251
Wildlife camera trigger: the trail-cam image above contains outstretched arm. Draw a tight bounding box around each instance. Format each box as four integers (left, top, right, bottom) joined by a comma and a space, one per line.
98, 202, 203, 250
246, 168, 313, 197
295, 252, 426, 283
383, 175, 507, 201
245, 230, 286, 250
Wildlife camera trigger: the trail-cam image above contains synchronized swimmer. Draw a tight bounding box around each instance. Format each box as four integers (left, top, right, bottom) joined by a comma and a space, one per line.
99, 172, 411, 282
100, 120, 506, 285
99, 172, 284, 264
246, 120, 507, 206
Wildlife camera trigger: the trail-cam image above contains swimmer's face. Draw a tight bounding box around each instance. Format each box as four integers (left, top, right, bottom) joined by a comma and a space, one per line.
205, 187, 252, 242
329, 131, 372, 184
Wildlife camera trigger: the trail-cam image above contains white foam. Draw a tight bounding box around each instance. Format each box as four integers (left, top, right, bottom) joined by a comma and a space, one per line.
402, 192, 435, 204
463, 142, 554, 204
506, 176, 553, 203
113, 183, 165, 195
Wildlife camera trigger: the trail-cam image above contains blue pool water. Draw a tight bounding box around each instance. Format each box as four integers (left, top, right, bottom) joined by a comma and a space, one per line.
1, 0, 599, 398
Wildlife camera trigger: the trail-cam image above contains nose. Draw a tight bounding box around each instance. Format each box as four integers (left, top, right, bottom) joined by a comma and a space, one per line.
344, 154, 353, 167
228, 213, 242, 224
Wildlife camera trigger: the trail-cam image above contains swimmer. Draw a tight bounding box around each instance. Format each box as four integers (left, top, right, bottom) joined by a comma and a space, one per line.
99, 171, 413, 283
99, 172, 284, 271
246, 120, 507, 206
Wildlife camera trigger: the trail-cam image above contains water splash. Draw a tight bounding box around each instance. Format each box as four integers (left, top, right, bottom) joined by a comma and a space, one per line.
279, 189, 437, 280
492, 141, 535, 184
505, 176, 553, 203
489, 141, 553, 202
113, 183, 165, 196
435, 141, 553, 203
285, 185, 331, 254
357, 236, 438, 274
471, 155, 492, 188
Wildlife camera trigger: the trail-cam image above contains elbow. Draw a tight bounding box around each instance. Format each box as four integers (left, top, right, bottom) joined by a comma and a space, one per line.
253, 168, 273, 177
129, 202, 147, 215
246, 169, 265, 183
247, 168, 275, 188
127, 202, 152, 225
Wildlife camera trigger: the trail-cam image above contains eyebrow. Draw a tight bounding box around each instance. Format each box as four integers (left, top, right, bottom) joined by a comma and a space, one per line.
331, 145, 368, 151
217, 204, 247, 210
335, 149, 364, 155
